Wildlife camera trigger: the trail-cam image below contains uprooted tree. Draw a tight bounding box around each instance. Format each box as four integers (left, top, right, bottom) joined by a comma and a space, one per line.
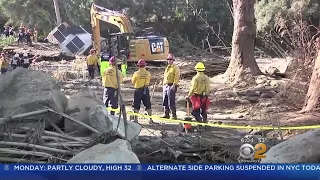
302, 39, 320, 112
225, 0, 261, 83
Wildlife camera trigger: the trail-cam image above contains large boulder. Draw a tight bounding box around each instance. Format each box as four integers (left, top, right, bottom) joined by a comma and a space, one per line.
89, 105, 141, 141
64, 89, 104, 137
67, 139, 140, 163
0, 68, 68, 126
260, 129, 320, 163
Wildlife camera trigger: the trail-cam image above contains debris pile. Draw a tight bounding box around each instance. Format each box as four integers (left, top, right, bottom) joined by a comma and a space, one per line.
133, 135, 238, 163
0, 68, 141, 163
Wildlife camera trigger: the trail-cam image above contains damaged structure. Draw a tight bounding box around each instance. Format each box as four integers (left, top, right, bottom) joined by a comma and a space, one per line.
47, 22, 92, 57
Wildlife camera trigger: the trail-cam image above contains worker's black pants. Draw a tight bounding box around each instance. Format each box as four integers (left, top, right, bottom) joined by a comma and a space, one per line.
103, 87, 118, 115
1, 68, 7, 74
162, 83, 177, 112
26, 38, 32, 45
97, 64, 100, 76
191, 94, 208, 123
133, 87, 152, 110
87, 65, 95, 79
22, 63, 30, 68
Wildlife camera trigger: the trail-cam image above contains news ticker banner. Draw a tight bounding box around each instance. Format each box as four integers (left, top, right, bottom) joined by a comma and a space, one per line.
0, 164, 319, 180
0, 164, 320, 173
0, 164, 319, 172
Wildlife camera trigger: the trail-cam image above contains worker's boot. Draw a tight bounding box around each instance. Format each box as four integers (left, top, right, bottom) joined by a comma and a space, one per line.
171, 109, 177, 120
161, 109, 170, 119
133, 109, 139, 123
146, 109, 155, 124
202, 113, 208, 130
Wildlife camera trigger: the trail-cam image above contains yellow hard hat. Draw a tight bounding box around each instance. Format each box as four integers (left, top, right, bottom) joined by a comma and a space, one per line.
195, 62, 205, 71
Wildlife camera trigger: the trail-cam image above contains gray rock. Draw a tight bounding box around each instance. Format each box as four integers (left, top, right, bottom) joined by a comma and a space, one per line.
64, 89, 104, 137
260, 129, 320, 163
255, 79, 266, 84
67, 139, 140, 163
0, 68, 68, 127
89, 105, 141, 141
214, 90, 238, 98
270, 80, 281, 87
239, 99, 251, 104
261, 92, 275, 98
265, 66, 280, 76
243, 97, 260, 103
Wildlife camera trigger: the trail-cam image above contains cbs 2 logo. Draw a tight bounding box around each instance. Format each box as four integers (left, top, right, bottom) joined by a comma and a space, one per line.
239, 143, 267, 159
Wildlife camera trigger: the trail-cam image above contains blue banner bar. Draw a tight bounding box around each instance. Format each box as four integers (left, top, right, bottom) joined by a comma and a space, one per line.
0, 164, 319, 180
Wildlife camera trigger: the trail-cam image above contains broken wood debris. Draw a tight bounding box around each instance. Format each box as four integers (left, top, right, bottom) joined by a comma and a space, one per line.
0, 107, 238, 164
0, 108, 93, 163
133, 135, 238, 163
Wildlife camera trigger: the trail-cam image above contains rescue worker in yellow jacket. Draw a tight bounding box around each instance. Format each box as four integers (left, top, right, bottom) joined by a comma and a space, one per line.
86, 49, 98, 79
161, 53, 180, 119
186, 62, 211, 126
131, 59, 154, 124
102, 56, 123, 115
0, 53, 9, 74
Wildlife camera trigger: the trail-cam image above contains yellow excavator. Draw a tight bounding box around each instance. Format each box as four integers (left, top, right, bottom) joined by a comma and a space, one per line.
90, 3, 170, 63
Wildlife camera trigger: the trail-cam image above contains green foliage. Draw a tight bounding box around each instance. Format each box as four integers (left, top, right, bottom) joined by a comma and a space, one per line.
0, 36, 16, 50
0, 0, 56, 34
0, 0, 317, 56
255, 0, 320, 33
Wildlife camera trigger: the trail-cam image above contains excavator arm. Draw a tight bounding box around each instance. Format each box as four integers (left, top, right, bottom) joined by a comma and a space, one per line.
90, 3, 134, 54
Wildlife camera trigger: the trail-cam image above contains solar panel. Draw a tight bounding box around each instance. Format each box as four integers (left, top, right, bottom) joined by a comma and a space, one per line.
58, 24, 70, 37
66, 42, 79, 54
52, 30, 65, 43
71, 36, 85, 49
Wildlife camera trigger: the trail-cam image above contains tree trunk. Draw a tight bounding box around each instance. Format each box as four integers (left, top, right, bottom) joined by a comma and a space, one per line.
53, 0, 62, 26
302, 40, 320, 112
224, 0, 261, 83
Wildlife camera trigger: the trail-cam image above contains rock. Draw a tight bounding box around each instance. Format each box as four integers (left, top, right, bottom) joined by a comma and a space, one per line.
0, 68, 68, 127
260, 92, 275, 98
64, 88, 104, 137
259, 99, 273, 107
270, 80, 281, 87
255, 79, 266, 84
255, 84, 266, 89
214, 90, 238, 98
242, 91, 260, 97
265, 66, 280, 76
89, 105, 141, 141
60, 60, 68, 64
89, 105, 112, 133
264, 80, 271, 86
243, 97, 260, 103
64, 84, 75, 89
67, 139, 140, 163
260, 129, 320, 163
239, 99, 251, 104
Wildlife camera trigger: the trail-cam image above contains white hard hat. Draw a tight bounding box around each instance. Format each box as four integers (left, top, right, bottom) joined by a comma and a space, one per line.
14, 54, 19, 57
23, 53, 28, 57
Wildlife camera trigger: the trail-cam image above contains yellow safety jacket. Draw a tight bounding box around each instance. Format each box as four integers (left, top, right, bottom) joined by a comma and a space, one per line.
132, 68, 151, 89
188, 72, 210, 96
0, 58, 9, 68
102, 65, 123, 89
87, 55, 98, 66
163, 64, 180, 85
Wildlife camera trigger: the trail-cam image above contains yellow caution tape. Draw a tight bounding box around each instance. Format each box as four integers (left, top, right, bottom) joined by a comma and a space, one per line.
106, 107, 320, 130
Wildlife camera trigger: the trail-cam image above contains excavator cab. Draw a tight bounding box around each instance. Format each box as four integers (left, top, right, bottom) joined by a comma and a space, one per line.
90, 3, 169, 63
99, 32, 131, 77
